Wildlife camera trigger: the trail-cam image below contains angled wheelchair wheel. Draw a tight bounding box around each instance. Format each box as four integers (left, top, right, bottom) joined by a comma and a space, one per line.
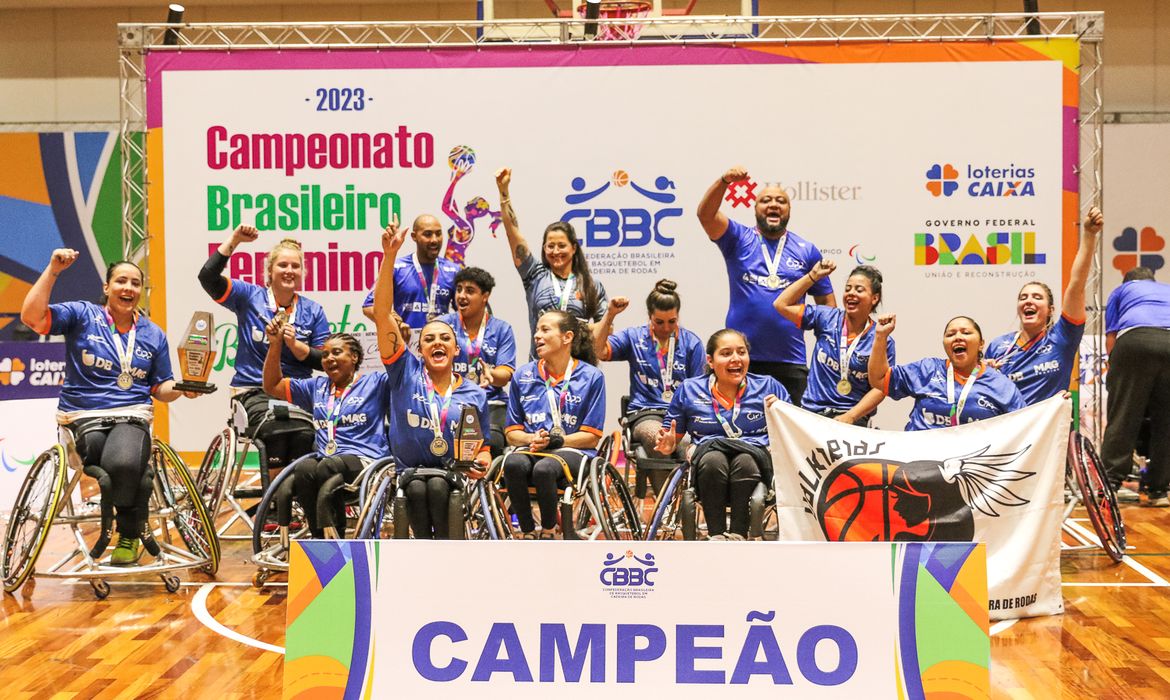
356, 468, 395, 539
252, 457, 310, 557
3, 445, 68, 594
595, 462, 642, 540
194, 427, 235, 517
644, 465, 685, 541
154, 441, 221, 575
1069, 432, 1126, 564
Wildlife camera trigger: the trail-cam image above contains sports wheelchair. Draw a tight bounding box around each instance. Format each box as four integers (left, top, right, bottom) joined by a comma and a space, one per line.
643, 453, 777, 541
2, 425, 220, 599
1063, 430, 1127, 563
251, 454, 394, 586
487, 433, 642, 540
355, 461, 512, 540
195, 392, 315, 540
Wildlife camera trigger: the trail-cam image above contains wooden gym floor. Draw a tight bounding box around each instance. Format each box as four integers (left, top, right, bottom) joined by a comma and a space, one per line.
2, 499, 1169, 699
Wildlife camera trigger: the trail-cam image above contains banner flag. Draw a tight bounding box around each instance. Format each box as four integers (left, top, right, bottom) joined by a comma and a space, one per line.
767, 396, 1070, 620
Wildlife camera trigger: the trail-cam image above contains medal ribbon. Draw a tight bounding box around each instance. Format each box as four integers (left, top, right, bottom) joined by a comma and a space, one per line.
424, 373, 457, 440
837, 315, 873, 387
103, 307, 138, 386
325, 374, 360, 445
266, 288, 298, 326
709, 374, 746, 438
946, 362, 984, 427
457, 310, 489, 372
550, 274, 576, 311
412, 255, 441, 317
650, 326, 677, 395
757, 232, 787, 286
994, 330, 1044, 368
540, 358, 576, 432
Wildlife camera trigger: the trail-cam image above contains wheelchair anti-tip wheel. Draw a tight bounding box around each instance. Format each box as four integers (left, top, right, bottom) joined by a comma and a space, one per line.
3, 445, 68, 594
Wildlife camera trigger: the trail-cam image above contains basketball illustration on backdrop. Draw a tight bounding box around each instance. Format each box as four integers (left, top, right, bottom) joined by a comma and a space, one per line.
816, 445, 1035, 542
441, 144, 502, 265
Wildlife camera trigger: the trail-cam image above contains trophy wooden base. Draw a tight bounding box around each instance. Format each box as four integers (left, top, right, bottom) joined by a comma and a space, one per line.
174, 381, 217, 394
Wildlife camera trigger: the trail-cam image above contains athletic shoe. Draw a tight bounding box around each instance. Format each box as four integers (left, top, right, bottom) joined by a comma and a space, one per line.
1143, 492, 1170, 508
110, 537, 142, 566
1114, 487, 1141, 503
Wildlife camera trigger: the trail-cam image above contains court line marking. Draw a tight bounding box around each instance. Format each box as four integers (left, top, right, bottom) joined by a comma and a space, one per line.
989, 619, 1017, 636
1062, 519, 1170, 587
191, 582, 286, 655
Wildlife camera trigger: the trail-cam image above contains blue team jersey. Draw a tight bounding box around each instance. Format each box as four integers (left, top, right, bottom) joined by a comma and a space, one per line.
505, 359, 607, 456
798, 305, 895, 414
884, 358, 1026, 431
608, 326, 706, 412
382, 346, 489, 469
47, 301, 173, 412
717, 219, 832, 364
287, 373, 390, 459
215, 279, 330, 388
517, 251, 608, 358
662, 373, 790, 448
362, 253, 459, 330
986, 314, 1084, 404
1105, 280, 1170, 335
437, 311, 517, 403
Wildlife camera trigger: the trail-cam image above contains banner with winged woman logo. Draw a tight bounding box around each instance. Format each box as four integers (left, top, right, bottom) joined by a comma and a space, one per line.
767, 396, 1070, 621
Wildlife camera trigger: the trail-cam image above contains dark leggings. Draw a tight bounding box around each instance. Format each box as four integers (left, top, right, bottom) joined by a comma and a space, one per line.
503, 450, 589, 532
242, 391, 314, 472
75, 422, 152, 537
284, 454, 363, 538
695, 451, 761, 537
487, 403, 507, 459
404, 475, 453, 539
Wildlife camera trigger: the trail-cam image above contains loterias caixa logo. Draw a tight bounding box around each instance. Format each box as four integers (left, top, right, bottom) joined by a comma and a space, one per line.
925, 162, 1036, 198
1112, 225, 1166, 275
805, 445, 1035, 542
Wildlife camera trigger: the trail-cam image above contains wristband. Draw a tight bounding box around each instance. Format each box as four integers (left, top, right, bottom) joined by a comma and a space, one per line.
545, 434, 565, 451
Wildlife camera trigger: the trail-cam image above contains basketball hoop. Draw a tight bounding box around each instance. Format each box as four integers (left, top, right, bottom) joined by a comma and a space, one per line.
577, 1, 652, 41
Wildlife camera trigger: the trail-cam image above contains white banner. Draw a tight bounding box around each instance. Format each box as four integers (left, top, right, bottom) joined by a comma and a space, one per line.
285, 540, 990, 698
767, 396, 1070, 621
148, 44, 1071, 451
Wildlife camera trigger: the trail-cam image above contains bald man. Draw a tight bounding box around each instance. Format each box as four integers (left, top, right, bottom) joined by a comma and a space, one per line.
697, 166, 837, 406
362, 214, 460, 338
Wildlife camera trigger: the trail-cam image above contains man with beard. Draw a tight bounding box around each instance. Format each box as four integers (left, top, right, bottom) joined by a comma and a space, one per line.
362, 214, 460, 350
697, 167, 836, 405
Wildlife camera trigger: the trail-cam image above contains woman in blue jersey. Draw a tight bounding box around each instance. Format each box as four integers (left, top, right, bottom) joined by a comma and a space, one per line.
503, 311, 607, 539
985, 207, 1101, 404
654, 329, 790, 540
198, 226, 331, 473
495, 167, 609, 358
263, 329, 388, 539
437, 267, 517, 458
594, 279, 706, 501
21, 250, 206, 565
774, 261, 892, 425
373, 221, 491, 539
868, 314, 1026, 431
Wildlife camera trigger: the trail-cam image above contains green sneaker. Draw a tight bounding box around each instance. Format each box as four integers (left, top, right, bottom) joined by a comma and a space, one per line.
110, 536, 142, 566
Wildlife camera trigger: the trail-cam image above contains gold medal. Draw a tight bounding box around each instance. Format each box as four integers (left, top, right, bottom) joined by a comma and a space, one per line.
324, 440, 338, 456
836, 378, 853, 396
662, 389, 674, 402
430, 436, 449, 456
117, 372, 134, 390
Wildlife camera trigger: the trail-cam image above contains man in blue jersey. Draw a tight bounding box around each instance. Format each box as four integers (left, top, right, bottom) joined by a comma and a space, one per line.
362, 214, 460, 343
1102, 267, 1170, 506
697, 166, 837, 406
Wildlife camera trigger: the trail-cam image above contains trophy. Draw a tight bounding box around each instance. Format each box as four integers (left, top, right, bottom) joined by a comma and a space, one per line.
175, 311, 218, 394
453, 404, 484, 469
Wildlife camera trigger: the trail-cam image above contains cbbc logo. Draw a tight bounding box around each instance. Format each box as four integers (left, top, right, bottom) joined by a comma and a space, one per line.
561, 171, 681, 247
1112, 225, 1165, 274
925, 162, 1036, 198
599, 550, 657, 587
0, 357, 26, 386
915, 231, 1046, 265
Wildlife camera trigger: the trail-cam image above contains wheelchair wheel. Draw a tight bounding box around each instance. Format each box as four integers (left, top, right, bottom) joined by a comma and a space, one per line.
252, 459, 309, 557
644, 466, 685, 541
194, 427, 234, 515
466, 480, 510, 540
154, 441, 221, 575
1069, 432, 1126, 564
595, 462, 642, 540
356, 468, 394, 539
3, 445, 68, 594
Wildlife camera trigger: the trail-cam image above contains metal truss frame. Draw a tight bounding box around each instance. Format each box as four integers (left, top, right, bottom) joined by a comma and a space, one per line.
118, 10, 1105, 436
